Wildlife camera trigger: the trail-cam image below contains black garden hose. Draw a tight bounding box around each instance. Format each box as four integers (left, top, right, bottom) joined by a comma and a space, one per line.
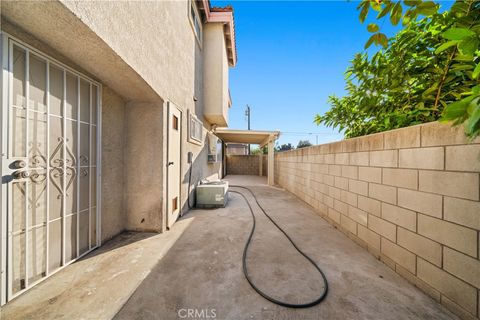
230, 185, 329, 308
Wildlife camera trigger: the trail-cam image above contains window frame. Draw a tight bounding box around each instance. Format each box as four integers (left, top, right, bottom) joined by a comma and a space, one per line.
188, 0, 203, 48
188, 110, 203, 145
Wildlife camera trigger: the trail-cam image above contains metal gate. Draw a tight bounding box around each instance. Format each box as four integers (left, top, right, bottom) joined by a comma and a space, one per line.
0, 34, 101, 304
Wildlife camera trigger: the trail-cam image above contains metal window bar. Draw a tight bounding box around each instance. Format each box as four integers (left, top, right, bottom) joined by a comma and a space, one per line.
45, 60, 50, 277
96, 85, 102, 247
76, 76, 80, 259
88, 83, 91, 250
2, 35, 102, 301
25, 48, 30, 290
62, 69, 66, 267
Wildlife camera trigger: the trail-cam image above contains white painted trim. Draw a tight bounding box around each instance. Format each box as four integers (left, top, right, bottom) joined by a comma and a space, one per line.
166, 101, 183, 227
0, 32, 9, 306
96, 85, 102, 246
6, 36, 13, 301
188, 0, 203, 48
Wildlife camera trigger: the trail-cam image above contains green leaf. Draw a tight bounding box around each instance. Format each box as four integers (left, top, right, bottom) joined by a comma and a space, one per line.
370, 1, 382, 11
434, 40, 459, 54
473, 63, 480, 79
472, 85, 480, 95
416, 1, 438, 15
422, 83, 438, 97
377, 33, 389, 48
441, 96, 475, 122
390, 2, 403, 25
458, 37, 479, 56
454, 54, 475, 62
402, 14, 411, 26
465, 100, 480, 135
377, 2, 393, 19
442, 28, 476, 41
404, 0, 421, 6
365, 34, 376, 49
450, 64, 474, 71
367, 23, 380, 33
360, 2, 370, 23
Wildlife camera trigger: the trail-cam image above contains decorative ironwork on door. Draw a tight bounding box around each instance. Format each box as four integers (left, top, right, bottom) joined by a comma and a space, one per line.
2, 38, 101, 301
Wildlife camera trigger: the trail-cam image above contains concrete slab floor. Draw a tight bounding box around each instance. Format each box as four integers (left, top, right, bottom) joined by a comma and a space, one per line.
224, 175, 268, 186
0, 218, 195, 320
115, 185, 457, 320
1, 180, 457, 320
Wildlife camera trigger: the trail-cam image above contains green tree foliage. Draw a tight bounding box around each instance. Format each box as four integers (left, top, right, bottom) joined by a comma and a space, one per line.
315, 0, 480, 138
251, 146, 267, 155
276, 143, 294, 151
297, 140, 313, 148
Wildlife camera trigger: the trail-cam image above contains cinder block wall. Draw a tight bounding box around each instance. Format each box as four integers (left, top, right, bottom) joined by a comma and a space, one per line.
226, 155, 260, 175
275, 122, 480, 320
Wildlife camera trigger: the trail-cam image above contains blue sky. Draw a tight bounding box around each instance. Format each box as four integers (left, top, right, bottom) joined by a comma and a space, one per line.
211, 0, 402, 147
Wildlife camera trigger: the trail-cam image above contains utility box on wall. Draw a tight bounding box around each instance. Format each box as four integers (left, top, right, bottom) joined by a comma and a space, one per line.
207, 133, 222, 163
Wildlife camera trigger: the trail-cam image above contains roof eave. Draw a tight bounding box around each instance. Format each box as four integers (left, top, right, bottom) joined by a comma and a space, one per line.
200, 0, 237, 67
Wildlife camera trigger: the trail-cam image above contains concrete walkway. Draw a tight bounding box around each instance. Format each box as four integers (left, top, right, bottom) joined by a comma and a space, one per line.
2, 175, 457, 320
115, 178, 456, 320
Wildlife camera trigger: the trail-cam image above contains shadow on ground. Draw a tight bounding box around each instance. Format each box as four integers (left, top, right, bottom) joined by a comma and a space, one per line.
113, 186, 457, 320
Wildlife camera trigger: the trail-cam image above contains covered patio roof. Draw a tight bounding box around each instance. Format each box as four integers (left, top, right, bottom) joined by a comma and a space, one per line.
215, 129, 280, 185
214, 129, 280, 147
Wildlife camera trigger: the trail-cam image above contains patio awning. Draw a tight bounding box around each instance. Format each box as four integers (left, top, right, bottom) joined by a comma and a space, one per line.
214, 129, 280, 147
214, 129, 280, 186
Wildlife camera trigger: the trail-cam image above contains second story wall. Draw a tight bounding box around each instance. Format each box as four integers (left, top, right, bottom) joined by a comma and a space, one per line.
61, 0, 204, 118
203, 23, 230, 127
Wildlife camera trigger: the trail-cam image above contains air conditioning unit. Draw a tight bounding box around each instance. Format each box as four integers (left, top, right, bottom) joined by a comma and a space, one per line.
207, 133, 222, 163
196, 180, 228, 208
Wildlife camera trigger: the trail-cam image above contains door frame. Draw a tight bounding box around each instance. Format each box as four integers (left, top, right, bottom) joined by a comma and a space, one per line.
0, 32, 103, 305
166, 101, 182, 229
1, 31, 9, 307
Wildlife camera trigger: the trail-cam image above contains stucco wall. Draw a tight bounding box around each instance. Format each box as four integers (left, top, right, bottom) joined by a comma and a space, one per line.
124, 101, 164, 232
203, 22, 229, 126
100, 87, 127, 241
3, 0, 225, 234
275, 121, 480, 320
60, 1, 224, 220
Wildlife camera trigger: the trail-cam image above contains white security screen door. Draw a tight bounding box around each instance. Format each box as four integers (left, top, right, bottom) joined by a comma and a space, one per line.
1, 36, 101, 303
167, 102, 181, 228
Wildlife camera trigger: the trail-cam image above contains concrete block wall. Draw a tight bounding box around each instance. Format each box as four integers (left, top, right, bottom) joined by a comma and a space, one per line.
262, 154, 268, 177
275, 121, 480, 320
227, 155, 266, 176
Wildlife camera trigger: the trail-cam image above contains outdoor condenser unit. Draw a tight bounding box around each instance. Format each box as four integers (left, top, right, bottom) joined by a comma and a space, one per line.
196, 180, 229, 208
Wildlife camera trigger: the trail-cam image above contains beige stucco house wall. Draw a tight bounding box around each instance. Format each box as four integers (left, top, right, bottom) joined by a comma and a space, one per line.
0, 0, 236, 304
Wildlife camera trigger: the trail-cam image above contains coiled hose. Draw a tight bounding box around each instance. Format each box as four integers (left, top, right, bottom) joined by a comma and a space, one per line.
230, 185, 329, 308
